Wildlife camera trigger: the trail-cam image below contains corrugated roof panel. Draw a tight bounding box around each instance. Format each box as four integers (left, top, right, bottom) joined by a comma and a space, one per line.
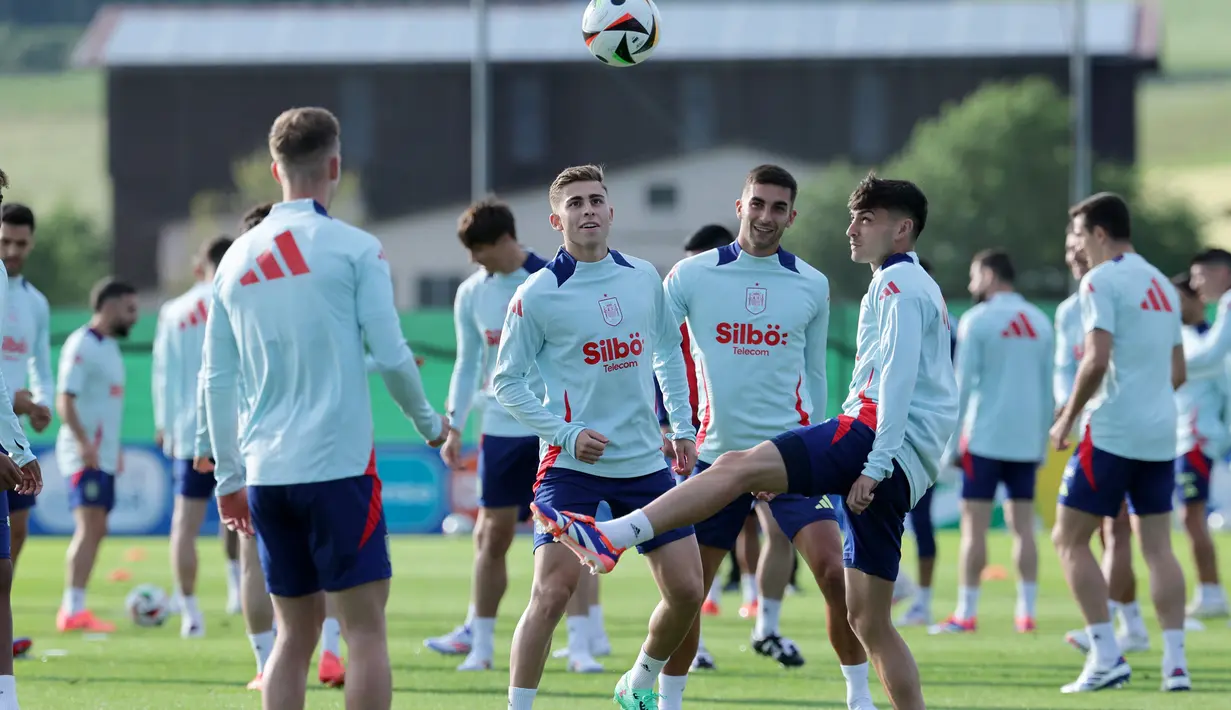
73, 1, 1150, 68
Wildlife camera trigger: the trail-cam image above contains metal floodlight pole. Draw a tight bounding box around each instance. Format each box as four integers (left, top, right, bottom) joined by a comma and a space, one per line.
471, 0, 491, 200
1070, 0, 1092, 204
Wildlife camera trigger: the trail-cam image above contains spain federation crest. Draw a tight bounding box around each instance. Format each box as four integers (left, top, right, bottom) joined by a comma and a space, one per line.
745, 286, 767, 315
599, 296, 623, 326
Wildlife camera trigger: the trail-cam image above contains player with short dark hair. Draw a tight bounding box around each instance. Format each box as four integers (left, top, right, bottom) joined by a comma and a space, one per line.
1050, 191, 1190, 692
539, 173, 953, 710
499, 164, 702, 710
0, 169, 46, 710
152, 235, 235, 639
424, 198, 612, 674
203, 107, 447, 710
0, 202, 52, 660
930, 250, 1052, 636
55, 277, 139, 634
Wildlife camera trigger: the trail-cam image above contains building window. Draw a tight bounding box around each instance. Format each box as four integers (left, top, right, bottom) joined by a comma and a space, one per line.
511, 75, 547, 165
850, 66, 888, 162
417, 275, 465, 309
646, 183, 677, 212
679, 72, 716, 152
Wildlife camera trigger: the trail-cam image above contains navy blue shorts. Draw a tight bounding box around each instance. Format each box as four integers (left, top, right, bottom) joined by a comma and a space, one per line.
69, 469, 116, 512
691, 459, 838, 550
961, 453, 1038, 501
1058, 430, 1173, 518
249, 472, 392, 598
1175, 449, 1213, 505
174, 458, 217, 499
6, 489, 35, 512
0, 489, 9, 560
533, 467, 693, 555
908, 486, 936, 559
772, 415, 913, 582
477, 435, 539, 518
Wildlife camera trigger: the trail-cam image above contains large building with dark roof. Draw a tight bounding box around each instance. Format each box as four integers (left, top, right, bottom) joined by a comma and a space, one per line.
73, 1, 1161, 290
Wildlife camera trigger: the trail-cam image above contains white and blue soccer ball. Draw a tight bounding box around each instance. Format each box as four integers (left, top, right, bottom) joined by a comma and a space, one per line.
125, 584, 171, 627
582, 0, 661, 67
442, 513, 475, 536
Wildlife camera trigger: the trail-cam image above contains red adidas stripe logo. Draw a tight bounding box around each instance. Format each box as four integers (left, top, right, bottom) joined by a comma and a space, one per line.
1140, 278, 1173, 312
239, 231, 311, 286
878, 281, 900, 300
1001, 312, 1038, 339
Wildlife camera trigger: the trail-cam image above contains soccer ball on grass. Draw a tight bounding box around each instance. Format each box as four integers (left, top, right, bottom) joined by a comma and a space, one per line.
582, 0, 661, 67
125, 584, 170, 627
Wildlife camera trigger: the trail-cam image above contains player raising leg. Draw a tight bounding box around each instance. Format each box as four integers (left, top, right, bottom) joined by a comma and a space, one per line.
203, 108, 448, 710
931, 251, 1052, 635
56, 279, 139, 633
649, 166, 874, 710
496, 165, 703, 710
1050, 193, 1190, 693
0, 202, 53, 658
539, 174, 951, 710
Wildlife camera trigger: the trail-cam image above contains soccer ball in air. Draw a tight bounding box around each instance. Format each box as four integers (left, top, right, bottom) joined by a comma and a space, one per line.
125, 584, 170, 627
583, 0, 661, 67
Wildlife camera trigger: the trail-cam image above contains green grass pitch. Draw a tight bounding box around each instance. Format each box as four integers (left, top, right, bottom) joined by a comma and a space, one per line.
10, 531, 1231, 709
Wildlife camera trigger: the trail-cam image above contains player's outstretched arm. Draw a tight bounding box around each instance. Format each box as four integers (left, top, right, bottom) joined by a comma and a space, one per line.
202, 290, 244, 496
444, 280, 484, 435
492, 289, 584, 455
656, 265, 696, 442
941, 313, 981, 465
355, 242, 445, 443
803, 277, 831, 419
864, 296, 925, 483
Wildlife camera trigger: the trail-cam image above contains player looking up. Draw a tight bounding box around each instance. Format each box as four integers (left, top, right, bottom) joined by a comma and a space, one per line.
0, 202, 52, 660
495, 164, 702, 710
153, 236, 234, 639
931, 250, 1052, 635
56, 278, 139, 634
202, 107, 447, 710
0, 168, 46, 710
537, 173, 954, 710
654, 165, 875, 710
1049, 192, 1190, 693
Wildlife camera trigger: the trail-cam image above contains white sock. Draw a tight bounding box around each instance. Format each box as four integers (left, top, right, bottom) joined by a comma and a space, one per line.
914, 586, 933, 611
754, 597, 782, 638
589, 604, 607, 640
0, 675, 17, 707
464, 603, 476, 627
249, 630, 275, 674
508, 686, 537, 710
596, 510, 654, 549
1162, 628, 1187, 673
181, 595, 201, 623
1199, 583, 1225, 605
226, 560, 241, 593
955, 585, 979, 620
472, 617, 496, 660
62, 587, 86, 615
706, 575, 722, 603
1015, 582, 1037, 618
629, 648, 666, 689
1118, 601, 1148, 638
658, 673, 688, 710
320, 617, 342, 656
566, 615, 589, 655
1086, 621, 1119, 666
840, 662, 872, 704
740, 574, 757, 604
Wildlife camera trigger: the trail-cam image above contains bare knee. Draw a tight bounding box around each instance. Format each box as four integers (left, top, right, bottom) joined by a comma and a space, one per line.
530, 576, 577, 619
662, 571, 705, 612
475, 512, 516, 559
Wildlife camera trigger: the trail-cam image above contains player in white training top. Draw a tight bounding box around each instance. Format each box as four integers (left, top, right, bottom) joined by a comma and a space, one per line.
1050, 192, 1191, 693
153, 236, 235, 639
543, 174, 956, 710
1057, 225, 1151, 656
0, 170, 46, 710
0, 202, 52, 661
932, 250, 1052, 636
55, 278, 139, 634
495, 164, 701, 710
1179, 248, 1231, 617
422, 199, 611, 673
202, 108, 447, 710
